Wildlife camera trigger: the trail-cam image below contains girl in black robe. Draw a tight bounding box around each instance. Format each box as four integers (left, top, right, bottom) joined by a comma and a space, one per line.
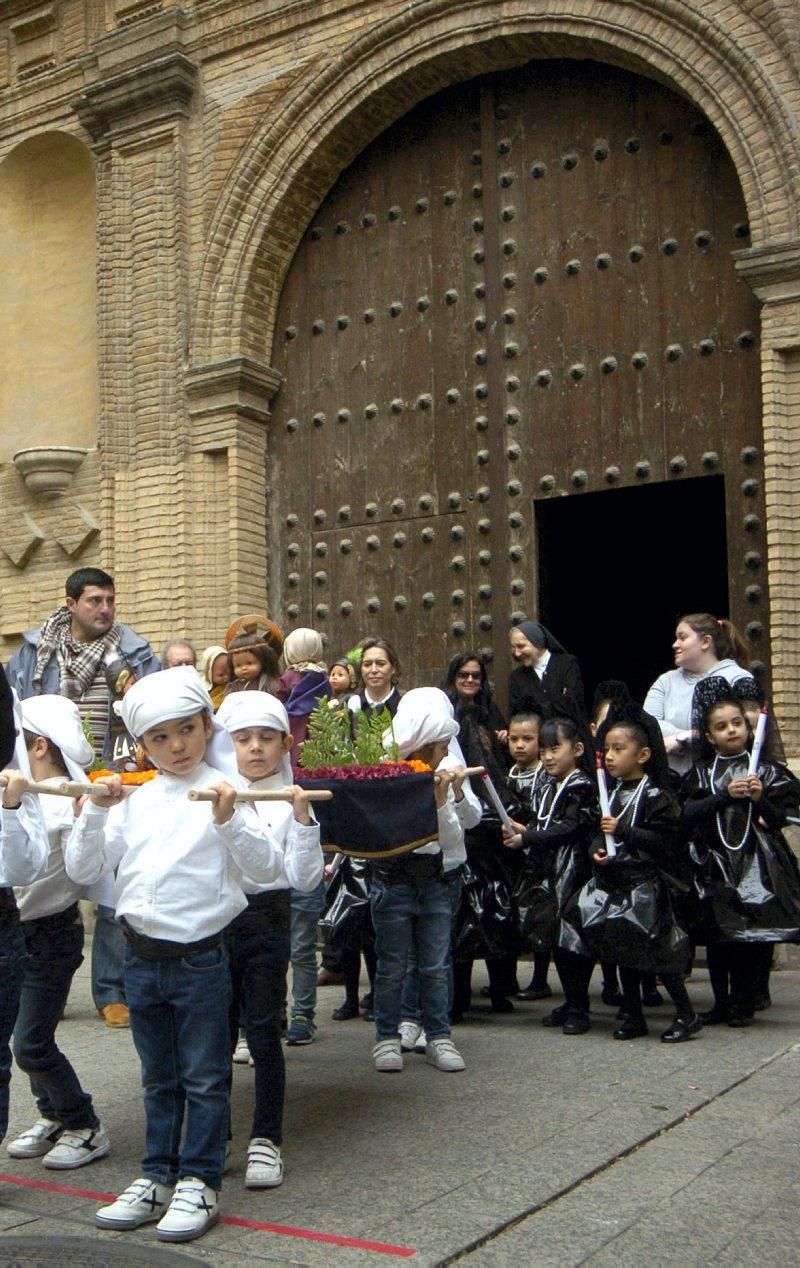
563, 701, 701, 1042
504, 711, 599, 1034
681, 681, 800, 1026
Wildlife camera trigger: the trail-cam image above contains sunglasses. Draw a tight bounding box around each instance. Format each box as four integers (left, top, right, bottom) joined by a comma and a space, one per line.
456, 670, 482, 680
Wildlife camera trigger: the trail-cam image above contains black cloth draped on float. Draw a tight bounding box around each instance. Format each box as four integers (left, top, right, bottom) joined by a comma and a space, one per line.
297, 772, 438, 859
680, 756, 800, 944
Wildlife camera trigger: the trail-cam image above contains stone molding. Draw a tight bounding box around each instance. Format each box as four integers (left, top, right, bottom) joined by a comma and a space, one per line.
735, 240, 800, 306
185, 357, 282, 431
73, 50, 197, 143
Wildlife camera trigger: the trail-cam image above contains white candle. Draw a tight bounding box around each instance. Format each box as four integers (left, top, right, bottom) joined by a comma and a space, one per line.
747, 705, 769, 776
481, 773, 514, 831
595, 752, 617, 858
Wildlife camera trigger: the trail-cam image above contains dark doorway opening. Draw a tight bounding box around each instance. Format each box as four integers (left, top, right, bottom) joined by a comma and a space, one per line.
535, 476, 730, 713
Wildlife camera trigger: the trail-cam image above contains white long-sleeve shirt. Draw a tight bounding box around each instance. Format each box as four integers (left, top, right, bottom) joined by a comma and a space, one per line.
0, 796, 49, 888
64, 760, 283, 943
15, 782, 83, 921
410, 755, 477, 871
240, 771, 323, 895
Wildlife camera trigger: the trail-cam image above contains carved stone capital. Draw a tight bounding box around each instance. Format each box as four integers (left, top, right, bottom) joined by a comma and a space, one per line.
73, 50, 197, 143
185, 357, 282, 432
735, 240, 800, 304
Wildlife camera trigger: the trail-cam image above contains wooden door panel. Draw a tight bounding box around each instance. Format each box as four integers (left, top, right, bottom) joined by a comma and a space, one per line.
268, 60, 767, 685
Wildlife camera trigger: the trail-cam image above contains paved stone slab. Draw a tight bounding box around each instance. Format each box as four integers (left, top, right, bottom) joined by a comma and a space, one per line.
1, 950, 798, 1266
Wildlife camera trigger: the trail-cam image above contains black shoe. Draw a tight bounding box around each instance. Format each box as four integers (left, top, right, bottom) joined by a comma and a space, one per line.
661, 1014, 702, 1043
727, 1009, 754, 1028
699, 1006, 730, 1025
490, 997, 514, 1014
613, 1016, 648, 1040
541, 1003, 569, 1028
360, 992, 374, 1011
754, 993, 772, 1012
601, 987, 623, 1007
331, 1002, 359, 1021
642, 988, 664, 1008
517, 984, 553, 1001
562, 1009, 590, 1035
360, 1007, 374, 1022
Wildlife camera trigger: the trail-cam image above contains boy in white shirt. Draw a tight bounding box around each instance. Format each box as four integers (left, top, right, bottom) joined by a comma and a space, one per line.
8, 696, 108, 1170
0, 683, 50, 1149
217, 692, 322, 1189
65, 668, 283, 1244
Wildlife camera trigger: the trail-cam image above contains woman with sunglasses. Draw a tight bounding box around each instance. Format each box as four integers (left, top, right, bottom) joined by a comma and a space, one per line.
442, 653, 520, 1015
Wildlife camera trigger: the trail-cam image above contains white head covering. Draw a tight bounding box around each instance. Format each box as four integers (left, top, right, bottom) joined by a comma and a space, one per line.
386, 687, 459, 759
8, 689, 48, 841
217, 691, 293, 784
197, 645, 228, 690
282, 628, 326, 673
20, 695, 93, 783
120, 666, 238, 779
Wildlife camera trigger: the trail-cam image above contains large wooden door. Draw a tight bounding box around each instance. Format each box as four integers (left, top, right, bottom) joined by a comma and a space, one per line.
268, 60, 766, 692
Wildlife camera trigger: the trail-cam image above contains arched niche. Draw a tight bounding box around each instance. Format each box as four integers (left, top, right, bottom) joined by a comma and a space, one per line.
0, 132, 97, 463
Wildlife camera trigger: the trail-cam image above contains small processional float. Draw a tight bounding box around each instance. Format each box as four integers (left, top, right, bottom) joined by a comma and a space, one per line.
297, 702, 442, 859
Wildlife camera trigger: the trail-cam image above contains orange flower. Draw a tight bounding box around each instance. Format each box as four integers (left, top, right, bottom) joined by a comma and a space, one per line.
401, 760, 432, 773
88, 769, 158, 786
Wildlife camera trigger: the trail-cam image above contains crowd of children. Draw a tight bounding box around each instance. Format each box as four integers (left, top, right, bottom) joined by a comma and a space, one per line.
0, 609, 799, 1246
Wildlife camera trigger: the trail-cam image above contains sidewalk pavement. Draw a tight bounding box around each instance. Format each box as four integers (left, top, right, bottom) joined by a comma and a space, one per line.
0, 948, 798, 1266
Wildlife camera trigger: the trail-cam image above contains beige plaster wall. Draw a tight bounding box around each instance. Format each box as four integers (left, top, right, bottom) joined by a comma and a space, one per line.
0, 131, 97, 464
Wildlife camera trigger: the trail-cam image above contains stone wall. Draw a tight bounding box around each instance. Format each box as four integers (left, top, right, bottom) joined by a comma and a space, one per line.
1, 1, 800, 755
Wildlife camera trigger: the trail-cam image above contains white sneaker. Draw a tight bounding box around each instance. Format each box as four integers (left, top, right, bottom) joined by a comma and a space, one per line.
398, 1020, 422, 1052
246, 1138, 284, 1189
156, 1176, 219, 1242
425, 1037, 466, 1072
414, 1028, 428, 1054
373, 1039, 403, 1072
96, 1176, 174, 1229
42, 1122, 110, 1169
7, 1117, 62, 1158
233, 1034, 251, 1064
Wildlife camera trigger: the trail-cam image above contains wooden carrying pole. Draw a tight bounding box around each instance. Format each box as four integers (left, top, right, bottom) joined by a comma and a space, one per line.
189, 788, 334, 803
0, 775, 113, 799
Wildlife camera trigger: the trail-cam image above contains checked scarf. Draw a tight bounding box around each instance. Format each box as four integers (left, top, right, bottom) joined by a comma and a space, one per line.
33, 607, 123, 700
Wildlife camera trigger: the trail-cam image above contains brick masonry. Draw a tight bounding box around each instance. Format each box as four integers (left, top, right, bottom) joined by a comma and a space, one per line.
2, 1, 800, 755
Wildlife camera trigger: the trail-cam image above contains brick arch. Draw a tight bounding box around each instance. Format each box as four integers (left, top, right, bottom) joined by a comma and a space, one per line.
191, 0, 800, 366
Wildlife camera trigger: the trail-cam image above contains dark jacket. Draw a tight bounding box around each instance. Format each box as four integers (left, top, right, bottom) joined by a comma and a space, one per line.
6, 622, 160, 761
509, 654, 584, 717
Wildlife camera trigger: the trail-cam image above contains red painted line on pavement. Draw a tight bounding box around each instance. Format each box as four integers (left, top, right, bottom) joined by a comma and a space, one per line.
0, 1172, 417, 1258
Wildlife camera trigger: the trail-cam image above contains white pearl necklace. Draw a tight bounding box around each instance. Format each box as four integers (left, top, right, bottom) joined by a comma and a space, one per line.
536, 768, 580, 832
709, 753, 752, 853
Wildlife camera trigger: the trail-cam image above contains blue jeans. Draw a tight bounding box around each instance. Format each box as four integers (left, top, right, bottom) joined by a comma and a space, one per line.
371, 872, 452, 1041
91, 905, 127, 1009
225, 897, 291, 1143
14, 908, 99, 1130
289, 881, 325, 1020
124, 944, 232, 1190
0, 921, 26, 1143
400, 868, 463, 1022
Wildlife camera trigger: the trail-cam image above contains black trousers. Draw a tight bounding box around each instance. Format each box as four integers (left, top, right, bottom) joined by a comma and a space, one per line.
619, 966, 693, 1019
225, 898, 290, 1145
707, 942, 773, 1019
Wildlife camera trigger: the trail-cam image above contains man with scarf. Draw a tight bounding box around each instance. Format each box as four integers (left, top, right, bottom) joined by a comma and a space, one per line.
7, 568, 160, 1029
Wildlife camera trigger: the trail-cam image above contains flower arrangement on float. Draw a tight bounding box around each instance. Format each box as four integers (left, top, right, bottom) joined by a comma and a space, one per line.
297, 704, 439, 858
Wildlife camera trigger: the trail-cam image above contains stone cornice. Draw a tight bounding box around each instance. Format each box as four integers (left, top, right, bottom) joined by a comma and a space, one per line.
735, 240, 800, 304
185, 357, 282, 429
72, 51, 197, 142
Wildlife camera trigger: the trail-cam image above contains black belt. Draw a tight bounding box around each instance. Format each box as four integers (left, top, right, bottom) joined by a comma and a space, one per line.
22, 901, 81, 934
0, 887, 19, 933
120, 917, 223, 962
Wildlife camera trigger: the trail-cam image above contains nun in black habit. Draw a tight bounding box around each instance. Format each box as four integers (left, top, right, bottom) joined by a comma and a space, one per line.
508, 622, 585, 717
